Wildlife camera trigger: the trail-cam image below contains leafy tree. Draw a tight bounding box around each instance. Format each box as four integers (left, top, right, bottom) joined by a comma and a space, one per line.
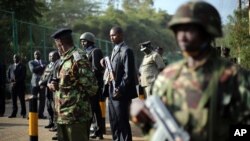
0, 0, 45, 22
220, 8, 250, 69
0, 0, 45, 63
40, 0, 101, 28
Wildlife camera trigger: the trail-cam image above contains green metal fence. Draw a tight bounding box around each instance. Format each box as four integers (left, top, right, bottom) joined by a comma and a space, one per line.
0, 10, 113, 94
15, 20, 113, 63
0, 10, 113, 62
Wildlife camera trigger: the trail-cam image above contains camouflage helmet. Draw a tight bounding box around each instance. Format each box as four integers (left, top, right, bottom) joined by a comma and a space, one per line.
79, 32, 95, 43
168, 1, 222, 38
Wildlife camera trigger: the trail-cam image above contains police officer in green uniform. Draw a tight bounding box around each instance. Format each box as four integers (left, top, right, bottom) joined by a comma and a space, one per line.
139, 41, 165, 97
152, 1, 250, 141
50, 28, 98, 141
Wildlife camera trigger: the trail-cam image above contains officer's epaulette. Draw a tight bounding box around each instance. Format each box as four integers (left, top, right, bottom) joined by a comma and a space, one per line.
72, 51, 82, 62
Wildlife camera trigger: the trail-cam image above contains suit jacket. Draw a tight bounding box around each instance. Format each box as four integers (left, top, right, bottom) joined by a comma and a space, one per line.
110, 42, 138, 100
28, 60, 46, 87
7, 63, 26, 87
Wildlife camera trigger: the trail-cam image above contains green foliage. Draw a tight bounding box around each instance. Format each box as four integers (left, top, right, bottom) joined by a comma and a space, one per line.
66, 0, 177, 64
40, 0, 101, 28
220, 8, 250, 69
0, 0, 45, 22
0, 0, 45, 64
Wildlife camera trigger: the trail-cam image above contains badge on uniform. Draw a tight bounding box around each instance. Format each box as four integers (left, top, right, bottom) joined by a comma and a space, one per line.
73, 51, 82, 62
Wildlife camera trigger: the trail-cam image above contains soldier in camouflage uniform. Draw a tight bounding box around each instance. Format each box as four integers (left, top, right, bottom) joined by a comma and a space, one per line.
152, 1, 250, 141
50, 28, 98, 141
80, 32, 104, 139
39, 51, 60, 129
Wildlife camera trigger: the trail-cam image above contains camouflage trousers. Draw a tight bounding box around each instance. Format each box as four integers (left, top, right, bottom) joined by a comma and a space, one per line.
57, 121, 91, 141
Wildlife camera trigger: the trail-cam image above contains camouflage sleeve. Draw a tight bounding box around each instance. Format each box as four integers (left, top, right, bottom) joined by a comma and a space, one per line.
152, 73, 169, 97
152, 62, 184, 105
73, 59, 98, 97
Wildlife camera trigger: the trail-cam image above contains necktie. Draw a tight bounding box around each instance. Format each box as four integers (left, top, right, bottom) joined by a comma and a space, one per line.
111, 46, 118, 59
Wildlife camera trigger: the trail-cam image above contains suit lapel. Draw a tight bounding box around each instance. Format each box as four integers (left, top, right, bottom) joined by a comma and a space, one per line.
111, 42, 124, 61
111, 48, 119, 61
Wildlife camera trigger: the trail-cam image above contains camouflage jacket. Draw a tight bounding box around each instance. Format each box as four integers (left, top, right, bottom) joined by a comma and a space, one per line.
152, 50, 250, 141
39, 62, 55, 86
55, 47, 97, 124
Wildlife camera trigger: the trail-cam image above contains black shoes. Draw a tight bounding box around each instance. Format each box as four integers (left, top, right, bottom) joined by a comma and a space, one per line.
38, 115, 47, 119
90, 129, 104, 140
8, 115, 16, 118
52, 136, 58, 140
90, 133, 104, 140
49, 126, 57, 132
45, 123, 54, 128
52, 133, 58, 140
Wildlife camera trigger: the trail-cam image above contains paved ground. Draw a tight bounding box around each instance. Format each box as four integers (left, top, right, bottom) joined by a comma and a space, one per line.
0, 97, 145, 141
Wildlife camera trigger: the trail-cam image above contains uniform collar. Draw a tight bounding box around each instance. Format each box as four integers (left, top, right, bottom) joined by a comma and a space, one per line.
62, 46, 75, 59
85, 45, 95, 54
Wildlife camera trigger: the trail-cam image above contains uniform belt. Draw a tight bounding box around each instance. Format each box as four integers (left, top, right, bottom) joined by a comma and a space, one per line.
59, 86, 71, 91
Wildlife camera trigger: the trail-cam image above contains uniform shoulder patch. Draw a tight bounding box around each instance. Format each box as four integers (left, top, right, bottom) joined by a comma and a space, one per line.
72, 51, 82, 62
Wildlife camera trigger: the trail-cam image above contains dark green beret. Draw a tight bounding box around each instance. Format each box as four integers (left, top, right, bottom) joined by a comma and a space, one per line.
51, 28, 72, 39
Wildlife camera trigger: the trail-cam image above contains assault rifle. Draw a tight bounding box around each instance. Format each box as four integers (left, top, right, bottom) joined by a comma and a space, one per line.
104, 56, 121, 99
130, 95, 190, 141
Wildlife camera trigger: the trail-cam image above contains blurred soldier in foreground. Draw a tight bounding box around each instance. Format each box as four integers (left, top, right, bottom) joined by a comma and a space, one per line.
7, 54, 26, 118
49, 28, 97, 141
150, 1, 250, 141
80, 32, 104, 139
39, 51, 60, 129
139, 41, 165, 97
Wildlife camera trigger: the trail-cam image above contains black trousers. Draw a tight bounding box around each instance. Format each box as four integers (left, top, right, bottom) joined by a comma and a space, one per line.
46, 87, 54, 124
108, 99, 132, 141
31, 86, 45, 117
90, 86, 103, 135
11, 84, 26, 116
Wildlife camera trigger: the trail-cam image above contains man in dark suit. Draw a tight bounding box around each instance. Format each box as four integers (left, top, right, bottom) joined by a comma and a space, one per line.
7, 54, 26, 118
0, 63, 6, 117
28, 50, 46, 119
102, 26, 138, 141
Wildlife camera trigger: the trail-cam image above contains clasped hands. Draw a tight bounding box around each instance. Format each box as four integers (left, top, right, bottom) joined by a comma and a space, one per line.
47, 81, 59, 92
